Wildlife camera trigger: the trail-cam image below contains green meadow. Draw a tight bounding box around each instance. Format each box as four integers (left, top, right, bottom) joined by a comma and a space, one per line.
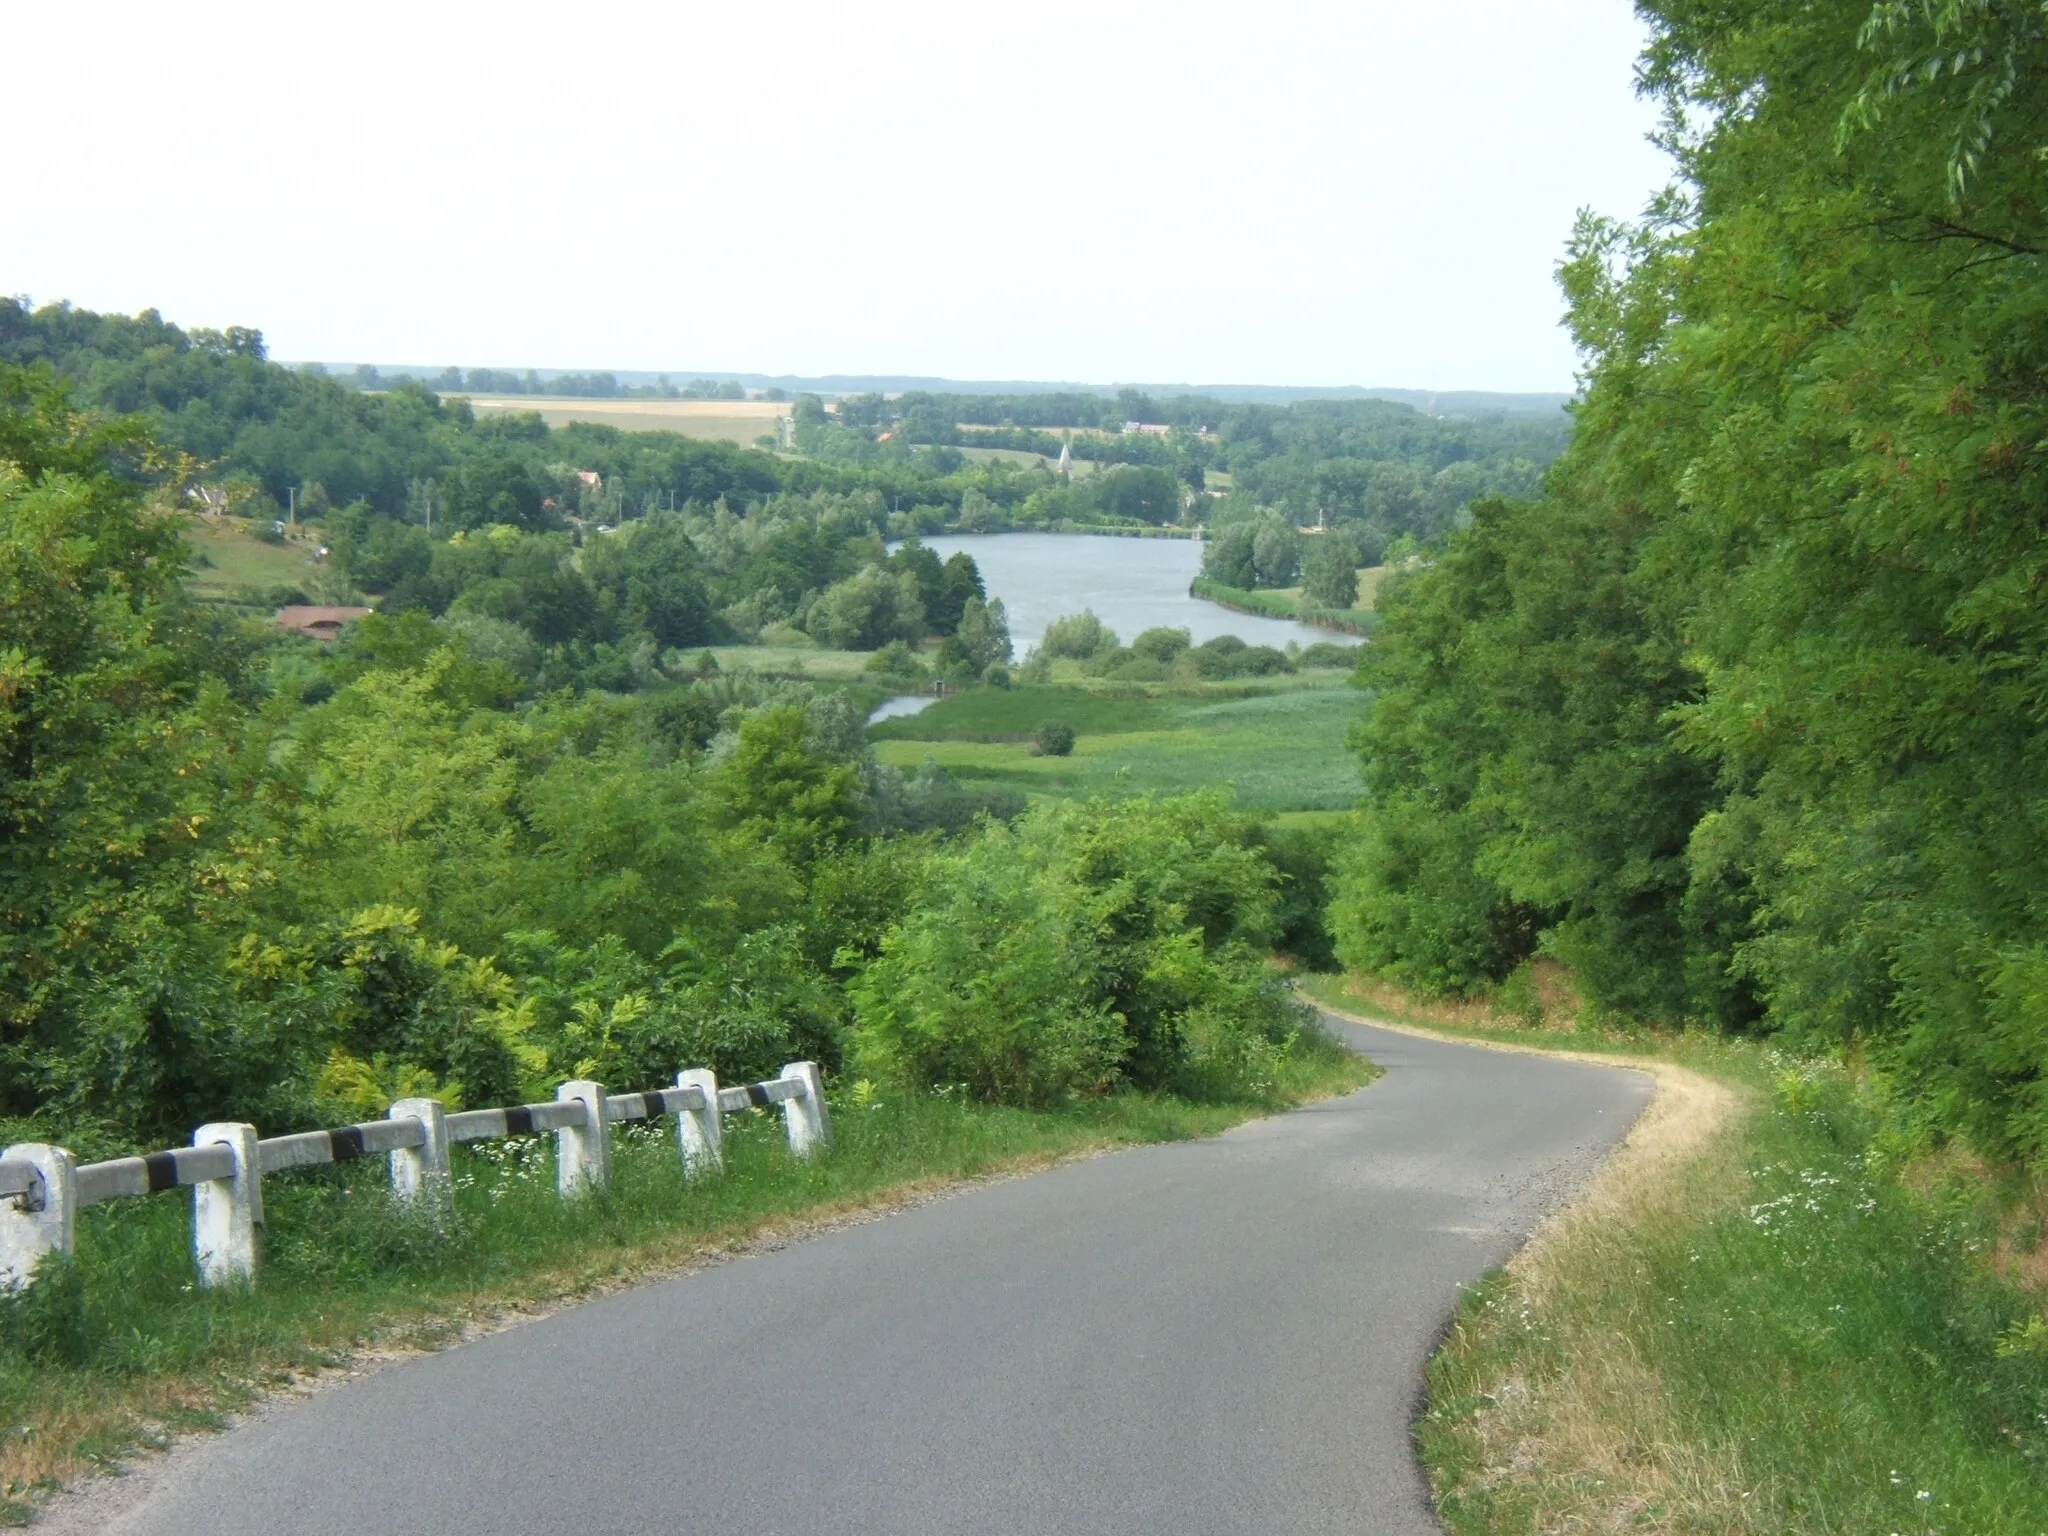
869, 677, 1364, 814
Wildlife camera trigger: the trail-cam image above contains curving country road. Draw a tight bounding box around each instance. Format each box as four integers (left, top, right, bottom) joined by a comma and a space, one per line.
86, 1017, 1650, 1535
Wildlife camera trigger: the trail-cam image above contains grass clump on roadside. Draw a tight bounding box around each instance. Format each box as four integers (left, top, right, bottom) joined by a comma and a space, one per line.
0, 1033, 1373, 1523
1301, 974, 2048, 1535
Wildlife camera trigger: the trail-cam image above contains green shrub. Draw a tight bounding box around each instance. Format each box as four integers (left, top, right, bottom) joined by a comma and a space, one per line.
1298, 640, 1360, 669
863, 639, 927, 679
849, 794, 1307, 1104
1035, 720, 1076, 757
1040, 610, 1118, 659
1131, 626, 1192, 663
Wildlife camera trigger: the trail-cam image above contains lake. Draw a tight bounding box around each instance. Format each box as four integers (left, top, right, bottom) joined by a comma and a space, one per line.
915, 533, 1337, 656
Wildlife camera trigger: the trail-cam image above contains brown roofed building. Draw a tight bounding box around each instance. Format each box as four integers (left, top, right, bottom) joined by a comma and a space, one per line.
275, 605, 372, 643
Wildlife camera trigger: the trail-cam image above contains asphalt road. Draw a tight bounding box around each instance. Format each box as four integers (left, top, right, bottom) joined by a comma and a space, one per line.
95, 1017, 1651, 1535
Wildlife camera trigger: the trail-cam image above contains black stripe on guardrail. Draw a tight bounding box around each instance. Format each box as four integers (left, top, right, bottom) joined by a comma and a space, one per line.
504, 1106, 535, 1136
746, 1083, 774, 1107
328, 1126, 366, 1162
144, 1151, 180, 1193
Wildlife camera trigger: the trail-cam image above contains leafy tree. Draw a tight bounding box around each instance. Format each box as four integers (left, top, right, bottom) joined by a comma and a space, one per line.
579, 512, 714, 648
1038, 610, 1118, 660
327, 504, 431, 593
1251, 518, 1302, 587
1329, 0, 2048, 1159
1301, 538, 1359, 608
805, 565, 925, 651
715, 706, 860, 869
442, 451, 549, 532
1200, 527, 1257, 589
936, 550, 984, 632
955, 595, 1012, 671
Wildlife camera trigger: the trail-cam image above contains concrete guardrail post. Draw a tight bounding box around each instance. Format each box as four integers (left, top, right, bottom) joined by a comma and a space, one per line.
779, 1061, 831, 1157
388, 1097, 451, 1209
676, 1067, 722, 1177
0, 1145, 77, 1291
193, 1122, 262, 1288
555, 1080, 610, 1196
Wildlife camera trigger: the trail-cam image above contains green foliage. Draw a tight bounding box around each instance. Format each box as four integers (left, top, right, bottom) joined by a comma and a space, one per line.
1130, 626, 1191, 664
1034, 720, 1076, 757
805, 564, 925, 651
1037, 609, 1118, 660
954, 595, 1012, 670
1187, 577, 1373, 637
0, 353, 1334, 1166
1334, 497, 1724, 1020
715, 705, 862, 870
1200, 525, 1258, 588
1301, 538, 1359, 608
1331, 0, 2048, 1158
850, 796, 1307, 1103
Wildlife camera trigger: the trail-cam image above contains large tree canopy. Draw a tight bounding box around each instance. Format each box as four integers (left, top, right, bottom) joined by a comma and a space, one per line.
1337, 0, 2048, 1160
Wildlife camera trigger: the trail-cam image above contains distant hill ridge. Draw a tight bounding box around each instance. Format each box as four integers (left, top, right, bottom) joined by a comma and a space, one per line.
303, 364, 1572, 418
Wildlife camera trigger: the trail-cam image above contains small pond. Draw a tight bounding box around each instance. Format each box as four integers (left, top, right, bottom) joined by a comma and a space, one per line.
866, 694, 940, 724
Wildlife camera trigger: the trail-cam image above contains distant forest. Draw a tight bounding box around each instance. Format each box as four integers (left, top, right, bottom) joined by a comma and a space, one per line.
0, 299, 1566, 570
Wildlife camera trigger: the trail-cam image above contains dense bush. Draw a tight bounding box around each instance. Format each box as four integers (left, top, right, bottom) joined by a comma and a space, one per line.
1035, 720, 1076, 757
850, 796, 1309, 1103
1039, 609, 1118, 660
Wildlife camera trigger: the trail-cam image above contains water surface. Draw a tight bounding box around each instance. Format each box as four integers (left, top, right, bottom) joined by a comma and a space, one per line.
916, 533, 1334, 656
867, 694, 939, 724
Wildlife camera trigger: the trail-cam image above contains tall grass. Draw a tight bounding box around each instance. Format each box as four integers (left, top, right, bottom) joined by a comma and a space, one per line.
0, 1042, 1372, 1517
1189, 577, 1374, 635
1299, 979, 2048, 1534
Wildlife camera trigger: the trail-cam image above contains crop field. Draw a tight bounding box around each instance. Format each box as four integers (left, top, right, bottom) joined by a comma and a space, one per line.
870, 678, 1364, 814
463, 396, 785, 444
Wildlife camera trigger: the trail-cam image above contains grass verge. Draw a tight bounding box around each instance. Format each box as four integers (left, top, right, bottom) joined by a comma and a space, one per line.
1299, 972, 2048, 1535
1189, 576, 1376, 635
0, 1040, 1374, 1523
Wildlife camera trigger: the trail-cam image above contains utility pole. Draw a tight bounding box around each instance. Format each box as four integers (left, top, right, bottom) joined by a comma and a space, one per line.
288, 485, 296, 527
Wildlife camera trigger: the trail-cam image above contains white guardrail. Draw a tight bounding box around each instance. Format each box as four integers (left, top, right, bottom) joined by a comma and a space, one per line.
0, 1061, 830, 1292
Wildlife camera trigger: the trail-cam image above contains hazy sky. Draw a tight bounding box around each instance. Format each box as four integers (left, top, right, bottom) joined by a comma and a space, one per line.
9, 2, 1669, 391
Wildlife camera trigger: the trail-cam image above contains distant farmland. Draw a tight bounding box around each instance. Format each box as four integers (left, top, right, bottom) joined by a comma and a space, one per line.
461, 396, 785, 444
